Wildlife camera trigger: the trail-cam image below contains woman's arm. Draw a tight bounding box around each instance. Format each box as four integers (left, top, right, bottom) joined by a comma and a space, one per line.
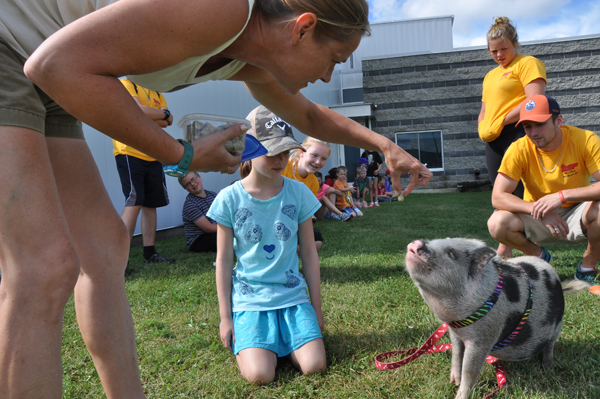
502, 78, 546, 126
240, 68, 431, 196
298, 218, 323, 331
216, 223, 235, 351
25, 0, 250, 171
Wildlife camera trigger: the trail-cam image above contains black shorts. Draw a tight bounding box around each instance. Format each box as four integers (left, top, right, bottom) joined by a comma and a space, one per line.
115, 155, 169, 208
189, 233, 218, 253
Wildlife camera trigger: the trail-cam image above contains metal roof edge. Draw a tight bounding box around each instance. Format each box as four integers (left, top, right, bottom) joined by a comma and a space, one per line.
362, 33, 600, 61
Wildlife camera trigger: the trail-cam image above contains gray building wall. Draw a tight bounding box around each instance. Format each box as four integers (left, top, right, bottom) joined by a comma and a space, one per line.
362, 35, 600, 191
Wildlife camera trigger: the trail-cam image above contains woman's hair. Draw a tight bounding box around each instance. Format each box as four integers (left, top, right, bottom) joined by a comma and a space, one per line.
254, 0, 371, 42
486, 17, 519, 48
288, 137, 331, 179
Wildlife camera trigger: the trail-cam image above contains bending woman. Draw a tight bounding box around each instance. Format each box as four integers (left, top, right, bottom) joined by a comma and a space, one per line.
478, 17, 546, 258
0, 0, 430, 396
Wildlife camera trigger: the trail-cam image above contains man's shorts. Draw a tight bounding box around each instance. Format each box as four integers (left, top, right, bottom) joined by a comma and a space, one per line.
518, 201, 589, 243
115, 155, 169, 208
0, 37, 84, 139
231, 302, 322, 357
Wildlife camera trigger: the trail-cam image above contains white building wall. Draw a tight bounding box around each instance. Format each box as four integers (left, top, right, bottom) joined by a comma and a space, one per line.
83, 16, 455, 235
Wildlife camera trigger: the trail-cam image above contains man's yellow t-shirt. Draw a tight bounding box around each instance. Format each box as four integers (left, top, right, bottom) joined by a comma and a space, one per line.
112, 78, 168, 161
479, 54, 546, 142
499, 125, 600, 206
282, 162, 319, 198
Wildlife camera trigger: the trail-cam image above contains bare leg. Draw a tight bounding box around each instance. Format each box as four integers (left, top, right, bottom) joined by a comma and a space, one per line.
236, 348, 277, 384
496, 243, 513, 259
47, 137, 145, 398
121, 205, 142, 240
581, 201, 600, 269
0, 127, 79, 398
320, 197, 344, 216
288, 338, 326, 375
314, 204, 327, 220
140, 207, 157, 246
488, 211, 541, 256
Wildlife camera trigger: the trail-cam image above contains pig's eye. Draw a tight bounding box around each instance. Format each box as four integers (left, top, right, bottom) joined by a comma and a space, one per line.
446, 250, 457, 260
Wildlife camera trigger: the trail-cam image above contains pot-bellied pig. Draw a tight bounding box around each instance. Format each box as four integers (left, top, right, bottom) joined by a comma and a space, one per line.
405, 238, 588, 399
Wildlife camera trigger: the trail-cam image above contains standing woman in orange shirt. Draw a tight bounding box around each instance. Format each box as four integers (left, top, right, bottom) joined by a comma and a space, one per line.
478, 17, 547, 258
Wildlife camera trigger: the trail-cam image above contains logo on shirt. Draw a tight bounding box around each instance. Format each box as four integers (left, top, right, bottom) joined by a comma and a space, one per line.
561, 162, 578, 172
562, 162, 579, 178
499, 71, 512, 81
525, 100, 536, 111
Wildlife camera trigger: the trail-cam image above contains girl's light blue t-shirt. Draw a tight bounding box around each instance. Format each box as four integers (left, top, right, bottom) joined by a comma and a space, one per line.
207, 178, 321, 312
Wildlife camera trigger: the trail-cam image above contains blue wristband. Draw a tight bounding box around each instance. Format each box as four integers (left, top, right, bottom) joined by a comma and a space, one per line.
163, 139, 193, 177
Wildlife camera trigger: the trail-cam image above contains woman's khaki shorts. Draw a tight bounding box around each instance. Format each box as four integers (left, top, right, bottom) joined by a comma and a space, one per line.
0, 37, 83, 139
518, 202, 589, 244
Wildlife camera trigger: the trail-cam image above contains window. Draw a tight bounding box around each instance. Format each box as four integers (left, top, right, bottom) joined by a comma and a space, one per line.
342, 88, 364, 104
395, 130, 443, 170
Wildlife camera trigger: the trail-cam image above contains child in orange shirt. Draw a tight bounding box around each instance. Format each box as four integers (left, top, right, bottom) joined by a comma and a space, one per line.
333, 166, 363, 217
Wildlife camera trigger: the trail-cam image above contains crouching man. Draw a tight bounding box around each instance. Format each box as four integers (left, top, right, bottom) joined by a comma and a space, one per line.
487, 95, 600, 290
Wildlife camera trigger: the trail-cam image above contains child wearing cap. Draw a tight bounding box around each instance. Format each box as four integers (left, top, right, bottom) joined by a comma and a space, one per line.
207, 105, 326, 383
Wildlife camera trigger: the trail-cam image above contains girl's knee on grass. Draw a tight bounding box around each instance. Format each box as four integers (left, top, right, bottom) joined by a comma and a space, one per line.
289, 338, 326, 375
236, 347, 277, 385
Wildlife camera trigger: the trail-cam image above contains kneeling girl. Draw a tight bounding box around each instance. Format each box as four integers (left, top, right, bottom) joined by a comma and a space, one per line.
207, 106, 326, 384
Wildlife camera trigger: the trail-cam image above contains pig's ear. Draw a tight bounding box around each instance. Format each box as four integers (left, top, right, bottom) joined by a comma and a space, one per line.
469, 246, 497, 276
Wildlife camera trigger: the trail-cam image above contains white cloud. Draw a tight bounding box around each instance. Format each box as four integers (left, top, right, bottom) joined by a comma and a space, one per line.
367, 0, 599, 48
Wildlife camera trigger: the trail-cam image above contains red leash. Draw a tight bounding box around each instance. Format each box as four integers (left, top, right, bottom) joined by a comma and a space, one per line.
375, 323, 507, 399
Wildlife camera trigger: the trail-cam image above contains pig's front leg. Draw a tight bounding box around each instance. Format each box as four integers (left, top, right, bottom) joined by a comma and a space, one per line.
449, 330, 464, 386
455, 341, 489, 399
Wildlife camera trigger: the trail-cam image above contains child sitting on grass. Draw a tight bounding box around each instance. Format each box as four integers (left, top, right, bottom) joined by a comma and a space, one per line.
208, 105, 325, 384
333, 166, 363, 217
315, 171, 352, 221
377, 175, 394, 202
352, 165, 369, 208
324, 167, 337, 187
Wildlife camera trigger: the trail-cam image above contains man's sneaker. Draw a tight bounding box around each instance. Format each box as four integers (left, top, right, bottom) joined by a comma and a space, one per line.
144, 253, 176, 263
540, 246, 553, 264
340, 212, 353, 221
574, 261, 599, 284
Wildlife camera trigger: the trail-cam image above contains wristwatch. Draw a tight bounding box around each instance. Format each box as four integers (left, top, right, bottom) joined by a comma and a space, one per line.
163, 139, 193, 177
163, 109, 171, 120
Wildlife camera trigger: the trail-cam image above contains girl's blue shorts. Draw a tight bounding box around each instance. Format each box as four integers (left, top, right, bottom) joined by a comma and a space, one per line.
232, 302, 322, 357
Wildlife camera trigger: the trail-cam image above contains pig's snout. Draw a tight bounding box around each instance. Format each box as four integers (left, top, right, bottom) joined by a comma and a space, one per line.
406, 240, 428, 268
407, 240, 426, 256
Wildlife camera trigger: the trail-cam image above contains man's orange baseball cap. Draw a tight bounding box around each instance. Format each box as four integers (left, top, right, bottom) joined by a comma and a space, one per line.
517, 94, 561, 126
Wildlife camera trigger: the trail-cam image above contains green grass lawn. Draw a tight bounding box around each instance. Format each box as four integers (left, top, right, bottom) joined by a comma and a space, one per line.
61, 191, 600, 398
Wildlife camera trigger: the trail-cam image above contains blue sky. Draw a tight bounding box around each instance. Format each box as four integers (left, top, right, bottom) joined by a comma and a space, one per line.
367, 0, 600, 48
